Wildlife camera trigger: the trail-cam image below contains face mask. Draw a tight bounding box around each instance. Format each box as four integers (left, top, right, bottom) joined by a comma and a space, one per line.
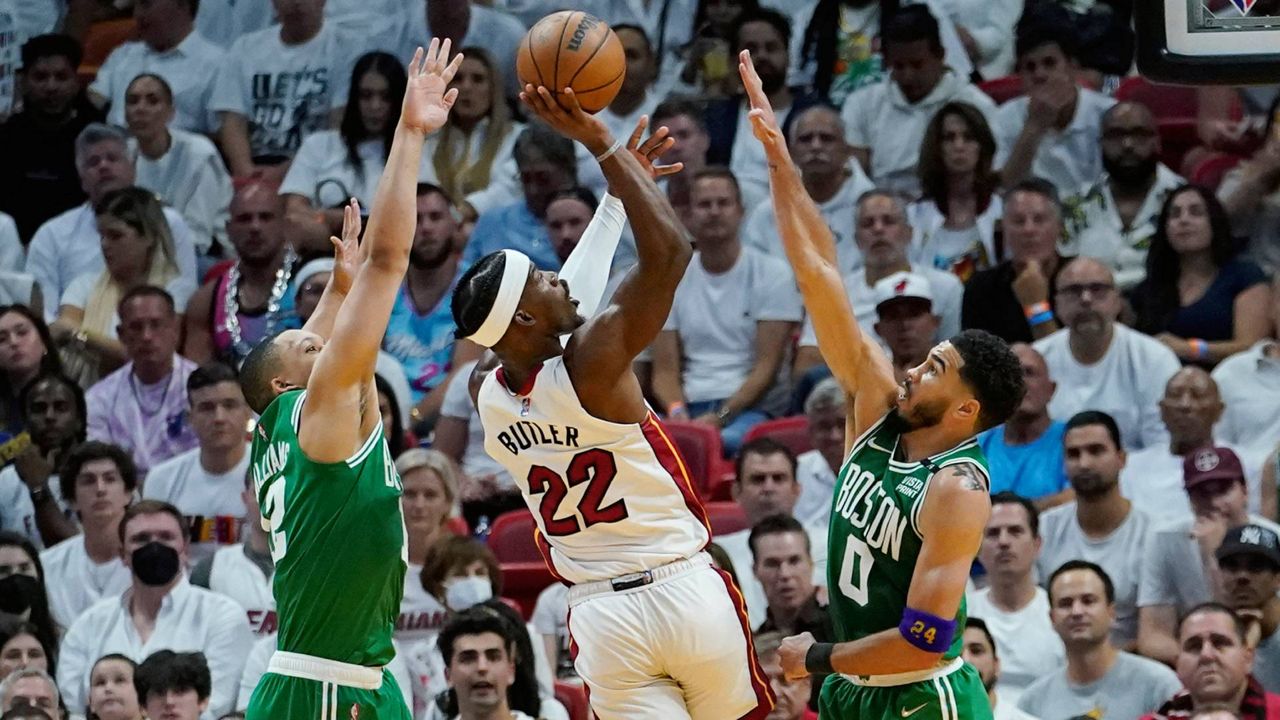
444, 575, 493, 611
131, 541, 181, 587
0, 574, 40, 615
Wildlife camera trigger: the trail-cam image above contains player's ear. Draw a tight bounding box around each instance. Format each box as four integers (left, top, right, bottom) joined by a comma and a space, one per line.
955, 397, 980, 425
512, 309, 536, 327
270, 376, 295, 395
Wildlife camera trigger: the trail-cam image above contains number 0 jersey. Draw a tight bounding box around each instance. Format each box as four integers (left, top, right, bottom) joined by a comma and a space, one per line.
828, 413, 990, 662
248, 389, 406, 666
477, 357, 711, 584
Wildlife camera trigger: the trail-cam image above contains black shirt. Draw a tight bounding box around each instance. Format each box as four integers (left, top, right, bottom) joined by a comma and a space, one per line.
758, 592, 835, 711
961, 258, 1066, 344
0, 97, 104, 242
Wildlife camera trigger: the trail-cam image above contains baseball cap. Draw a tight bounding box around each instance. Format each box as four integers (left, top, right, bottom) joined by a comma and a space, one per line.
1183, 446, 1245, 490
1216, 524, 1280, 568
873, 272, 934, 314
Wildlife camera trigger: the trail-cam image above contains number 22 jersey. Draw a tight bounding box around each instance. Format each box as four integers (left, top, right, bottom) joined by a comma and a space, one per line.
477, 357, 711, 584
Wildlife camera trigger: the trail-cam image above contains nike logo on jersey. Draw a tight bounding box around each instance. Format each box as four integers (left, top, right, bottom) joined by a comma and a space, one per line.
901, 703, 928, 717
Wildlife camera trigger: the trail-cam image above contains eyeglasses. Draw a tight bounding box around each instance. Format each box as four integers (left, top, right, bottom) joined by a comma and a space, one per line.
1056, 283, 1115, 300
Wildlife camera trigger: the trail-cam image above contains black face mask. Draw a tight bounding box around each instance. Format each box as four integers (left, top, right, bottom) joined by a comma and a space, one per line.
0, 574, 40, 615
131, 542, 181, 587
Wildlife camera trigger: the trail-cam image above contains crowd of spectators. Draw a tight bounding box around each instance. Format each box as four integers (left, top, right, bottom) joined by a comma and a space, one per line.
1, 0, 1280, 718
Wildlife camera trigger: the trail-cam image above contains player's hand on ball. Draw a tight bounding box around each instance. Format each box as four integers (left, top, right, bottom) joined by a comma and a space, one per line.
738, 49, 782, 148
626, 115, 683, 179
520, 84, 613, 157
779, 632, 816, 680
329, 199, 362, 295
402, 39, 464, 135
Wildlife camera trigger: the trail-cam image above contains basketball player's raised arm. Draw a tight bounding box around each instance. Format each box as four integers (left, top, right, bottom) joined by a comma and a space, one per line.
300, 42, 462, 461
300, 200, 363, 342
738, 51, 896, 441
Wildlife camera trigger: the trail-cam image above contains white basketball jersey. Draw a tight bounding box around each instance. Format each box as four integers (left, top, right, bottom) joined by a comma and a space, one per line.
478, 357, 711, 584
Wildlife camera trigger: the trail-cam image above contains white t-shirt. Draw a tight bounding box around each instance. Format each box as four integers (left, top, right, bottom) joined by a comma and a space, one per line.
1119, 442, 1264, 526
716, 524, 829, 630
281, 131, 386, 211
131, 130, 233, 255
531, 582, 570, 677
965, 587, 1066, 707
194, 0, 272, 49
1033, 325, 1182, 451
993, 88, 1117, 195
39, 534, 132, 628
797, 263, 963, 349
0, 466, 73, 549
794, 449, 837, 528
397, 562, 448, 646
1213, 341, 1280, 464
206, 543, 275, 635
142, 446, 250, 563
0, 211, 22, 274
663, 248, 803, 404
731, 99, 794, 213
60, 272, 195, 339
439, 359, 515, 489
90, 32, 225, 133
908, 195, 1004, 279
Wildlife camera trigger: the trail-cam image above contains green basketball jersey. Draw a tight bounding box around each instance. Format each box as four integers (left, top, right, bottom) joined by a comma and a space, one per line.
827, 413, 990, 662
249, 389, 406, 666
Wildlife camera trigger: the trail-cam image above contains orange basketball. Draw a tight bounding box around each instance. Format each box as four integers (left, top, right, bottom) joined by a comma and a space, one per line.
516, 11, 626, 114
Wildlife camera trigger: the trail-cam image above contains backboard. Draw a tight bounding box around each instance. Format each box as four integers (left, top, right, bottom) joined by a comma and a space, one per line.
1135, 0, 1280, 84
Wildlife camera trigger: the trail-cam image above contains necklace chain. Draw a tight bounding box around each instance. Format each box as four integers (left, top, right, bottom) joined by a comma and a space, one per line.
223, 246, 297, 360
129, 369, 173, 417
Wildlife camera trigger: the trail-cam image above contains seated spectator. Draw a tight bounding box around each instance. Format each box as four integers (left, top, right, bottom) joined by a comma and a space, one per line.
841, 5, 997, 196
793, 378, 845, 527
653, 169, 802, 454
1037, 411, 1153, 648
56, 500, 253, 718
752, 631, 817, 720
1133, 185, 1272, 367
994, 7, 1116, 194
968, 493, 1065, 706
1213, 279, 1280, 464
652, 98, 710, 228
0, 668, 57, 715
0, 306, 61, 439
84, 287, 198, 479
210, 0, 355, 176
1218, 95, 1280, 275
394, 448, 456, 647
961, 179, 1066, 344
1143, 603, 1280, 719
1018, 561, 1181, 718
743, 104, 873, 276
462, 125, 576, 271
88, 0, 221, 134
24, 123, 198, 322
1215, 524, 1280, 693
0, 35, 104, 242
1062, 102, 1185, 290
0, 618, 52, 683
189, 469, 273, 637
51, 188, 195, 374
423, 48, 521, 222
978, 344, 1070, 508
872, 271, 944, 380
280, 52, 407, 253
436, 606, 538, 720
0, 372, 85, 547
87, 654, 142, 720
183, 180, 299, 366
39, 441, 134, 627
142, 363, 250, 563
125, 74, 233, 261
133, 650, 211, 720
1035, 257, 1182, 450
1121, 368, 1268, 526
0, 540, 57, 675
432, 359, 520, 530
1139, 447, 1280, 665
909, 101, 1004, 282
961, 618, 1040, 720
544, 188, 599, 264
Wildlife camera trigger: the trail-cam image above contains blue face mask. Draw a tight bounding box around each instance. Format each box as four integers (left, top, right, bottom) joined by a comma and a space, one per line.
443, 575, 493, 611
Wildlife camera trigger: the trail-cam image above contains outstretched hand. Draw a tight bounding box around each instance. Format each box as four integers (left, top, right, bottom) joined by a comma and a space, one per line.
626, 115, 683, 180
401, 39, 464, 135
520, 84, 613, 156
329, 199, 362, 295
739, 49, 783, 149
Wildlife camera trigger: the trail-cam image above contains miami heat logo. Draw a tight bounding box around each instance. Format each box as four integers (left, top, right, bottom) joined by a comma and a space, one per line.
1230, 0, 1258, 14
894, 279, 909, 295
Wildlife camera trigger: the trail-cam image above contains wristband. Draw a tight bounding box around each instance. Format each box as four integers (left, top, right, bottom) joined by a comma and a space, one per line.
1189, 338, 1210, 360
1023, 301, 1051, 319
804, 642, 835, 674
899, 607, 957, 653
1027, 310, 1055, 326
594, 139, 624, 163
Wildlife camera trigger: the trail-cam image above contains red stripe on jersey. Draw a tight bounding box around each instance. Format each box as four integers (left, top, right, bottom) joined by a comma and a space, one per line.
640, 413, 712, 536
495, 363, 543, 396
713, 567, 777, 719
533, 526, 568, 584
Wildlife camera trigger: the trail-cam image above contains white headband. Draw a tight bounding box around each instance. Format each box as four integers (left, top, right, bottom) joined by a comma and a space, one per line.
466, 249, 532, 348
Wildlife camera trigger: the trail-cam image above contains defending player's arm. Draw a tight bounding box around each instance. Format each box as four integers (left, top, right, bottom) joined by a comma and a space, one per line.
778, 463, 990, 678
300, 199, 363, 341
738, 50, 896, 442
300, 42, 462, 461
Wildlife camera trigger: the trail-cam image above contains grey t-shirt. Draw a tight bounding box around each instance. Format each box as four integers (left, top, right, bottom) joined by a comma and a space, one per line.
1015, 651, 1181, 720
1254, 625, 1280, 694
1037, 503, 1153, 645
1138, 514, 1280, 616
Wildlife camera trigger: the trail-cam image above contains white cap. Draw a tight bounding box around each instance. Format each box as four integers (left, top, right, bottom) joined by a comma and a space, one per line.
873, 271, 934, 313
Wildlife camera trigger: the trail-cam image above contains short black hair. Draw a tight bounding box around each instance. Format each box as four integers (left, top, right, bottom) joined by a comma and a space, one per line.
965, 616, 998, 659
187, 361, 238, 397
437, 605, 519, 667
416, 182, 453, 204
880, 4, 943, 55
119, 499, 189, 544
59, 440, 137, 505
748, 513, 810, 559
1179, 601, 1249, 643
692, 165, 743, 206
990, 491, 1040, 537
950, 329, 1025, 432
652, 96, 706, 130
21, 34, 82, 69
119, 285, 176, 317
1064, 410, 1123, 452
18, 372, 86, 443
451, 252, 508, 340
238, 332, 285, 415
1015, 3, 1079, 61
735, 437, 798, 484
731, 8, 792, 50
1006, 177, 1062, 216
549, 186, 599, 213
134, 650, 212, 703
1047, 559, 1115, 605
126, 72, 174, 104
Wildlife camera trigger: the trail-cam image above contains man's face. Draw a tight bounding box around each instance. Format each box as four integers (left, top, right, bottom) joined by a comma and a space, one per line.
978, 502, 1041, 580
1018, 42, 1075, 91
22, 55, 79, 116
884, 39, 945, 104
616, 28, 655, 99
734, 451, 800, 523
446, 632, 515, 714
546, 197, 593, 262
753, 531, 815, 614
121, 511, 187, 573
855, 195, 911, 268
227, 188, 285, 264
117, 296, 180, 367
1011, 343, 1055, 421
79, 140, 135, 201
188, 381, 249, 453
24, 379, 81, 452
1176, 611, 1254, 706
655, 113, 709, 171
411, 192, 457, 269
807, 402, 846, 475
737, 20, 788, 94
1049, 568, 1115, 649
1054, 259, 1121, 338
1160, 368, 1223, 446
961, 627, 999, 691
135, 0, 188, 47
790, 108, 851, 180
1063, 424, 1125, 500
1188, 477, 1249, 525
72, 458, 132, 524
875, 299, 938, 369
144, 687, 206, 720
272, 0, 323, 29
689, 176, 744, 246
1101, 103, 1160, 185
759, 650, 810, 720
518, 156, 574, 218
1219, 553, 1280, 611
1002, 190, 1061, 267
2, 676, 57, 713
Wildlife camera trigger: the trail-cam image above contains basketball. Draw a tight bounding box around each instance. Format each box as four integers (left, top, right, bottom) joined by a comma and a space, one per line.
516, 11, 626, 113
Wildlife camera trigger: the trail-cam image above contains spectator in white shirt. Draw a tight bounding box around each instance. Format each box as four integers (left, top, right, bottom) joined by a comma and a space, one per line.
134, 650, 211, 720
961, 618, 1042, 720
1213, 283, 1280, 464
0, 372, 84, 548
57, 499, 253, 719
842, 5, 998, 196
970, 492, 1066, 706
0, 534, 59, 673
125, 73, 232, 263
87, 0, 223, 133
0, 666, 58, 715
1033, 257, 1182, 451
39, 441, 134, 628
438, 607, 538, 720
872, 271, 945, 381
792, 378, 845, 528
24, 123, 199, 322
189, 467, 273, 637
142, 363, 250, 564
994, 6, 1116, 194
